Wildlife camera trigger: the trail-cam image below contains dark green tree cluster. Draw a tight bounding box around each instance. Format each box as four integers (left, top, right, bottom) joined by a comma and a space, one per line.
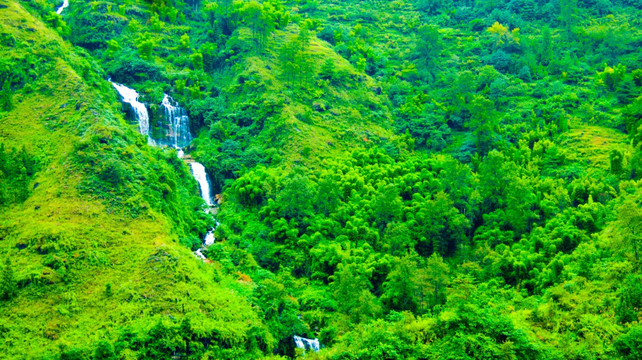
0, 143, 38, 207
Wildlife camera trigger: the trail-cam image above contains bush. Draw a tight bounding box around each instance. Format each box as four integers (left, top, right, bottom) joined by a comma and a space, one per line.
489, 50, 512, 73
615, 325, 642, 360
106, 52, 164, 84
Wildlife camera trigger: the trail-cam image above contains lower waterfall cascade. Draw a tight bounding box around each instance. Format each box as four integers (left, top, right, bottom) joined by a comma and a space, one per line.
56, 0, 69, 14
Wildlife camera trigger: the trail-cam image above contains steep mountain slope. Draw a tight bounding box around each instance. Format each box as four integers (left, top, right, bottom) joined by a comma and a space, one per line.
2, 0, 642, 358
0, 1, 270, 358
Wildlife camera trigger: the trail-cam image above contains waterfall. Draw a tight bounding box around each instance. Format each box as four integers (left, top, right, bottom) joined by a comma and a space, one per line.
189, 162, 216, 250
56, 0, 69, 14
293, 336, 320, 352
159, 94, 192, 149
189, 162, 213, 206
110, 84, 193, 149
112, 82, 216, 260
110, 82, 151, 141
203, 230, 215, 246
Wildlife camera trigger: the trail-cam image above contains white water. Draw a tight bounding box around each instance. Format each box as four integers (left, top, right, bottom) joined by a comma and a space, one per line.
110, 82, 151, 140
190, 162, 213, 206
194, 248, 206, 260
56, 0, 69, 14
112, 83, 215, 260
293, 336, 320, 352
190, 162, 216, 251
203, 231, 215, 246
159, 94, 192, 149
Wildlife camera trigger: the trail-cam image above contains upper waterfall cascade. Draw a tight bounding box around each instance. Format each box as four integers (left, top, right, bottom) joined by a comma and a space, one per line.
111, 83, 193, 148
293, 336, 321, 352
110, 82, 151, 140
157, 94, 193, 149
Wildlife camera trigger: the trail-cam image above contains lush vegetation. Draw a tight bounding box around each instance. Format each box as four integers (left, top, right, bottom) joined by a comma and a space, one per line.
1, 0, 642, 358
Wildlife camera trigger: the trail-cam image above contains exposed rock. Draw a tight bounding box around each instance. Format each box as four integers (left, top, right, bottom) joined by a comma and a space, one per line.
312, 101, 326, 112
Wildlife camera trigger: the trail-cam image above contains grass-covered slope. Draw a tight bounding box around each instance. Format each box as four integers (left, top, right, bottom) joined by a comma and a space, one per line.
3, 0, 642, 358
0, 1, 272, 358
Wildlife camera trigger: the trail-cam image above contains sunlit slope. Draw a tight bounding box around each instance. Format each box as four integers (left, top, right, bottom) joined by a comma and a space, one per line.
0, 1, 268, 358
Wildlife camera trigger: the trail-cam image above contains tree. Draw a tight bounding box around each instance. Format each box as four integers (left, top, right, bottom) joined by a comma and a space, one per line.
616, 198, 642, 264
450, 70, 476, 106
0, 257, 17, 300
382, 256, 419, 312
93, 340, 116, 360
279, 28, 314, 86
315, 174, 340, 216
489, 50, 512, 73
383, 223, 415, 256
240, 0, 273, 53
279, 37, 300, 85
413, 191, 468, 256
423, 253, 450, 309
318, 58, 336, 82
277, 173, 315, 220
505, 176, 538, 235
263, 0, 290, 29
615, 325, 642, 360
332, 262, 374, 316
416, 0, 444, 15
467, 95, 497, 155
372, 183, 403, 232
203, 1, 219, 28
190, 51, 203, 71
179, 33, 190, 50
610, 149, 624, 174
137, 37, 154, 61
413, 24, 442, 79
599, 64, 627, 91
0, 81, 12, 111
539, 27, 553, 66
486, 22, 520, 49
560, 0, 578, 37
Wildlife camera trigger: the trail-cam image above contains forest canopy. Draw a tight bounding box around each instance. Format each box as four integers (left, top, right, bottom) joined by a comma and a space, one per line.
0, 0, 641, 358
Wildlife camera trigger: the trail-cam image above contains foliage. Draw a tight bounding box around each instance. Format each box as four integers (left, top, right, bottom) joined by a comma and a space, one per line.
3, 0, 642, 357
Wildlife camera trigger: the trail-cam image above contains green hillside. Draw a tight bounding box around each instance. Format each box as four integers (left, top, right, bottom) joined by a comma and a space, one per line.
1, 0, 642, 358
0, 1, 270, 358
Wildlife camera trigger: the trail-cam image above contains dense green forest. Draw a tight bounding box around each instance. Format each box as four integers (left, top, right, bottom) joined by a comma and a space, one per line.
1, 0, 642, 357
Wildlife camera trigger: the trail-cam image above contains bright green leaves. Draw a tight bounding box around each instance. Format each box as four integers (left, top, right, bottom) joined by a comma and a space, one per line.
190, 51, 203, 70
0, 81, 11, 112
276, 173, 315, 220
278, 27, 315, 86
179, 33, 190, 50
332, 261, 380, 323
382, 256, 421, 312
597, 63, 627, 91
615, 197, 642, 264
467, 95, 498, 156
372, 183, 403, 232
136, 35, 155, 61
